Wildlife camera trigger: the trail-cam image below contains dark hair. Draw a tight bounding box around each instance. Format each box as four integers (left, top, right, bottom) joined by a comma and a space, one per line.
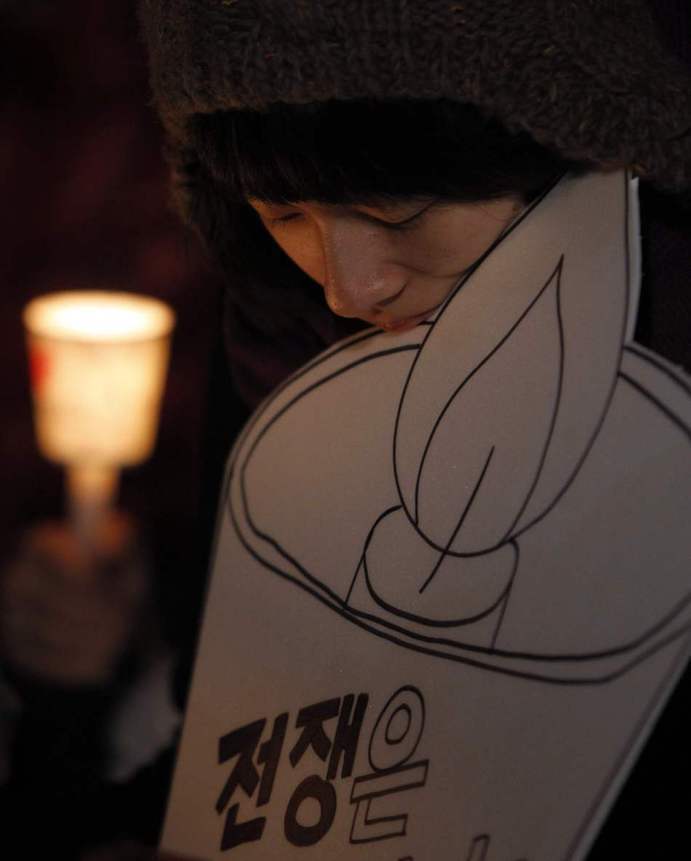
173, 99, 590, 404
188, 99, 585, 205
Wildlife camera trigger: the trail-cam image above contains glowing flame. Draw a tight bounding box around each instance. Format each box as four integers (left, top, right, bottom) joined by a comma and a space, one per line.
23, 291, 174, 343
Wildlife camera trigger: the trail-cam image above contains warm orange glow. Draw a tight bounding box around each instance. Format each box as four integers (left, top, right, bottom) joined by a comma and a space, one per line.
23, 290, 175, 468
23, 290, 174, 343
23, 290, 176, 546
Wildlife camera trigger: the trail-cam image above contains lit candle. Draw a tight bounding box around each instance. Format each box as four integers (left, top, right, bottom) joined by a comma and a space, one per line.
23, 290, 175, 548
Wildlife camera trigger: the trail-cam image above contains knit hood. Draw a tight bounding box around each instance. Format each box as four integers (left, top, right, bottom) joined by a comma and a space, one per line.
140, 0, 691, 191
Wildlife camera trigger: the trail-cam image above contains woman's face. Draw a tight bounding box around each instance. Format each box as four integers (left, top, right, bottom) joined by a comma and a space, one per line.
248, 195, 523, 332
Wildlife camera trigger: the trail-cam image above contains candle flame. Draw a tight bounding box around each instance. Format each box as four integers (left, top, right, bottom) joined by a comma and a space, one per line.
23, 291, 174, 343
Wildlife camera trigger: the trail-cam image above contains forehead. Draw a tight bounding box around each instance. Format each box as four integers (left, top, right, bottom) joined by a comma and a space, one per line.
210, 109, 450, 205
247, 195, 432, 212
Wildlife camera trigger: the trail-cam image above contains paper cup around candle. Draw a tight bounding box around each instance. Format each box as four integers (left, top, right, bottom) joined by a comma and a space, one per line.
24, 290, 175, 549
23, 290, 175, 467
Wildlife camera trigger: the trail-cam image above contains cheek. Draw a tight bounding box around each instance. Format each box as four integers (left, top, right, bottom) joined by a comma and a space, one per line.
399, 234, 477, 277
269, 226, 327, 286
403, 210, 513, 276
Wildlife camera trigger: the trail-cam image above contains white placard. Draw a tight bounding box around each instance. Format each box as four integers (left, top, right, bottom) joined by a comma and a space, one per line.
162, 171, 690, 860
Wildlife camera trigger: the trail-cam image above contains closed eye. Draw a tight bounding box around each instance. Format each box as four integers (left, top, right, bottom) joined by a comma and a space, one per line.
253, 199, 437, 229
365, 199, 437, 230
266, 211, 303, 226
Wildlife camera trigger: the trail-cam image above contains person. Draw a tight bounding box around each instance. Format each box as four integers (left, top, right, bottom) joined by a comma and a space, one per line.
176, 100, 591, 408
136, 1, 690, 858
140, 0, 690, 408
5, 1, 688, 858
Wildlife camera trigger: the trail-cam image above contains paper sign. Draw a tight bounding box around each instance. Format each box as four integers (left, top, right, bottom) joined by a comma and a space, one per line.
161, 171, 690, 860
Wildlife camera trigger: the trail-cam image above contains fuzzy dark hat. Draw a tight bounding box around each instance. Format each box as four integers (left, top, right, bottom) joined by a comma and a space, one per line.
140, 0, 691, 190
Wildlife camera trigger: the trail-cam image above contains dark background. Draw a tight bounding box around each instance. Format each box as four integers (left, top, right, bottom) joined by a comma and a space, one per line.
0, 0, 688, 690
0, 0, 245, 653
0, 0, 688, 857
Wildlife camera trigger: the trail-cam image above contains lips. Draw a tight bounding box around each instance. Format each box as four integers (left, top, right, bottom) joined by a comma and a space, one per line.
378, 308, 436, 333
380, 319, 420, 333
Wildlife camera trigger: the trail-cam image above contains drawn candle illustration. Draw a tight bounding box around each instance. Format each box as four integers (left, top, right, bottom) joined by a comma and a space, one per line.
161, 171, 691, 861
23, 290, 175, 547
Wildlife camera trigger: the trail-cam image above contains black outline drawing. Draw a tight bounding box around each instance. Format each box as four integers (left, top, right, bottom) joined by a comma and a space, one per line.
149, 169, 691, 861
224, 169, 691, 688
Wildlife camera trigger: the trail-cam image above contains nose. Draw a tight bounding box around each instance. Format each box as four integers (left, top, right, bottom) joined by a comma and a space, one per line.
319, 219, 407, 319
